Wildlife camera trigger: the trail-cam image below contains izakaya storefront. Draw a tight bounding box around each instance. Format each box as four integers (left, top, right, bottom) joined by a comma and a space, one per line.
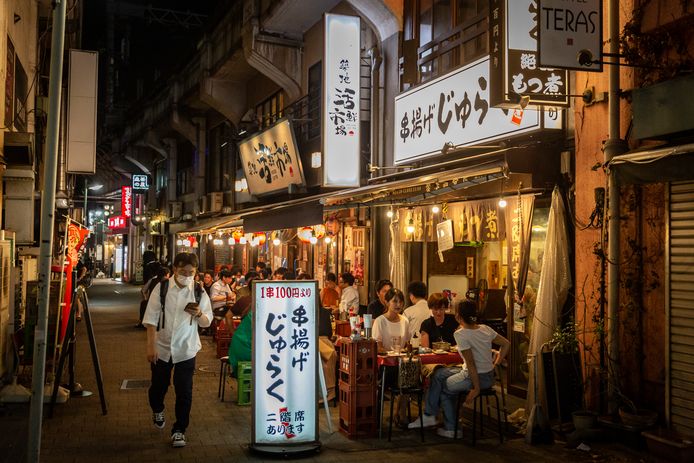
324, 50, 568, 396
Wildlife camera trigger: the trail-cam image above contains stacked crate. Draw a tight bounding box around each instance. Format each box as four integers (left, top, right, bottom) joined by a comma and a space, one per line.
236, 361, 252, 406
338, 339, 378, 438
216, 324, 233, 358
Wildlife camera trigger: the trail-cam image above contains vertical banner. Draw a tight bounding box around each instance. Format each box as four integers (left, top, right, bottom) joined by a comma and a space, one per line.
251, 280, 320, 454
121, 186, 132, 218
505, 194, 535, 296
322, 14, 360, 187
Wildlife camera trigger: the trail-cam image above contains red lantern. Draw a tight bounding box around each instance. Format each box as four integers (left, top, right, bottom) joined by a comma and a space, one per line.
231, 230, 243, 244
254, 232, 267, 246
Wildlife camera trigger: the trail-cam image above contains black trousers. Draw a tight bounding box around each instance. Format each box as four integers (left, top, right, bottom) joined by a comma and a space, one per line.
148, 356, 196, 434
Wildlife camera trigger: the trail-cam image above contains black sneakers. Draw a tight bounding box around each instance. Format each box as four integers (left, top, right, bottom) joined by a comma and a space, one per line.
152, 410, 165, 429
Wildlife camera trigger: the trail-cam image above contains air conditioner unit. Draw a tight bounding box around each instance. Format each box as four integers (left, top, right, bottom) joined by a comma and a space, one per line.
3, 132, 34, 166
198, 195, 208, 214
168, 201, 182, 219
3, 167, 35, 243
208, 192, 223, 212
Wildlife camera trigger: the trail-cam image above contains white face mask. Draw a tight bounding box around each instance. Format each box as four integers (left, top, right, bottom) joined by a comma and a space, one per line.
177, 275, 194, 286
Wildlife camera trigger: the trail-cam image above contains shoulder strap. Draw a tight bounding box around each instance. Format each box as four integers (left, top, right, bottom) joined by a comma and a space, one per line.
157, 279, 169, 332
194, 282, 203, 304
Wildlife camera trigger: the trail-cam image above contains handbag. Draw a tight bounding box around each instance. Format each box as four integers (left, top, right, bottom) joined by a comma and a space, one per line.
398, 352, 421, 389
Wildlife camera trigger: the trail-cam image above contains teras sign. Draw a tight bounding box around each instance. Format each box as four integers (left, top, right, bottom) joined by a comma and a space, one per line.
538, 0, 602, 71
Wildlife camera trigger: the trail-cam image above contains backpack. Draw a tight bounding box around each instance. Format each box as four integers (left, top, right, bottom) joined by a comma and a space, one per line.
156, 279, 204, 331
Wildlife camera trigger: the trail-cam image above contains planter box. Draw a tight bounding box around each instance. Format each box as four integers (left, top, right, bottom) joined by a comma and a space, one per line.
643, 429, 694, 463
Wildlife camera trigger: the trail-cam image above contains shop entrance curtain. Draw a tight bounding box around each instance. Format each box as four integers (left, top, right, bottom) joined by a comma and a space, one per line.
525, 187, 572, 418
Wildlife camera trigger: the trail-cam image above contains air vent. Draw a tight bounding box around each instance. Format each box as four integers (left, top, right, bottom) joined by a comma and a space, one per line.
3, 131, 34, 166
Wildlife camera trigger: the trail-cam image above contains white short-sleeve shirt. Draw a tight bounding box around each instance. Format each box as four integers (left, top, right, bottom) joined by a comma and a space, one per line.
143, 280, 213, 363
372, 314, 410, 351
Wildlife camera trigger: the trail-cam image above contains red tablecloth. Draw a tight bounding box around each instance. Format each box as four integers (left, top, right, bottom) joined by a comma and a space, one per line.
377, 351, 461, 367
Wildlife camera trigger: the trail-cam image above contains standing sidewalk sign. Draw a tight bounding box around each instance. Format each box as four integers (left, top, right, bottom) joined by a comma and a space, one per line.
251, 280, 321, 455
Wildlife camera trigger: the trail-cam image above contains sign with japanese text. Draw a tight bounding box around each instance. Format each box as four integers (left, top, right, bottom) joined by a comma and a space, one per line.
132, 174, 150, 191
489, 0, 570, 108
394, 56, 541, 164
121, 186, 132, 218
107, 216, 126, 229
65, 222, 90, 268
238, 119, 305, 196
448, 199, 507, 243
504, 194, 535, 294
538, 0, 602, 71
436, 220, 454, 252
252, 280, 319, 448
322, 14, 360, 187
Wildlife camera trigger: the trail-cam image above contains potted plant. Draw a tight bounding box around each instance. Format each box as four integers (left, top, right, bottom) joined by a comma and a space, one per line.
543, 323, 586, 427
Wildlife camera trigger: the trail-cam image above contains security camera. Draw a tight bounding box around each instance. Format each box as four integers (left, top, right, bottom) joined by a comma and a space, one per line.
577, 49, 594, 67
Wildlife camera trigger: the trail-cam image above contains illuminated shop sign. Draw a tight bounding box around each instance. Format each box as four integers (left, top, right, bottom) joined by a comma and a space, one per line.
121, 186, 132, 218
238, 119, 305, 196
322, 13, 361, 187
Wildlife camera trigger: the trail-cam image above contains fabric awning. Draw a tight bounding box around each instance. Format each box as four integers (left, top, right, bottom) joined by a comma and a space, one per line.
177, 215, 243, 234
322, 159, 509, 209
242, 199, 324, 233
608, 142, 694, 184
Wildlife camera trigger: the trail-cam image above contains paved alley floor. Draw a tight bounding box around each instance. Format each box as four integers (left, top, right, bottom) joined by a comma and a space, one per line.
1, 280, 647, 462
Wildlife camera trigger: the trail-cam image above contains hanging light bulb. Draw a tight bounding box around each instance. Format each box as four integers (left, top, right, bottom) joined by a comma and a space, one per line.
228, 237, 234, 245
406, 217, 415, 234
239, 236, 247, 245
176, 239, 183, 246
309, 229, 317, 244
324, 236, 332, 244
273, 237, 281, 246
250, 238, 258, 247
498, 197, 507, 208
386, 209, 394, 218
432, 205, 440, 214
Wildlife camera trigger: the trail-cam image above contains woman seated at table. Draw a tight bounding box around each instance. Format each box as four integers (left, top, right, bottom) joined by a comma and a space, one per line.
372, 288, 410, 353
409, 299, 510, 438
419, 293, 459, 348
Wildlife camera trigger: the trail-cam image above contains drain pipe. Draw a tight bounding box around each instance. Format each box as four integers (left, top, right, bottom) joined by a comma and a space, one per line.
605, 0, 628, 414
367, 46, 383, 292
28, 1, 67, 461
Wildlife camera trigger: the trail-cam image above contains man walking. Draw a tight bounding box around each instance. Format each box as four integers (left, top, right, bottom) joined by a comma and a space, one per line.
143, 252, 213, 448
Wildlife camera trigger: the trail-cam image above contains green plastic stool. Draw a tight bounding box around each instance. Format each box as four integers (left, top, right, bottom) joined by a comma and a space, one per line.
237, 361, 252, 406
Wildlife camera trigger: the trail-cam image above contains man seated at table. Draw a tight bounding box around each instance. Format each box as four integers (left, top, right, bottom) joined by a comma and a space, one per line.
419, 293, 459, 348
210, 269, 235, 328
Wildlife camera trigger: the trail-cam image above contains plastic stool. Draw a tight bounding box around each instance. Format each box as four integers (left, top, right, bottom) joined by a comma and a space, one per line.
218, 356, 230, 401
237, 361, 252, 406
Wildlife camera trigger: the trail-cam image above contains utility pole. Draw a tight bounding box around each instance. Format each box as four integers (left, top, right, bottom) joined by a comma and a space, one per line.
28, 1, 67, 461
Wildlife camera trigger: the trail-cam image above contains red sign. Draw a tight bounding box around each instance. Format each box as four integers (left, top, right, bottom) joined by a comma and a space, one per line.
121, 186, 132, 218
108, 216, 126, 229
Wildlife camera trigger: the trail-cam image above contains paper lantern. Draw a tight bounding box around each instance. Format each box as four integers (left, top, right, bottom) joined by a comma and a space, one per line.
312, 224, 326, 239
232, 230, 243, 244
298, 227, 313, 243
254, 232, 267, 246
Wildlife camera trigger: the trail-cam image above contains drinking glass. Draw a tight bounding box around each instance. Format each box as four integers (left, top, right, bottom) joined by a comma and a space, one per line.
391, 336, 402, 354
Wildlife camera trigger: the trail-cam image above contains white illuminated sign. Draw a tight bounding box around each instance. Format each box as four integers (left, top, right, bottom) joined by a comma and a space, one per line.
238, 119, 305, 196
252, 280, 319, 448
538, 0, 602, 71
394, 56, 540, 164
132, 174, 150, 191
322, 14, 360, 187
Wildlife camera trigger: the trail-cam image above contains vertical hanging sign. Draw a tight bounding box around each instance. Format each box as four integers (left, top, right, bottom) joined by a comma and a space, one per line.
489, 0, 569, 108
251, 280, 320, 454
322, 14, 360, 187
121, 186, 132, 218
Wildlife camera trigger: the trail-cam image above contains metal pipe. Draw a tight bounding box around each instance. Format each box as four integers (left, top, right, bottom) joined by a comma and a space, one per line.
28, 1, 67, 461
605, 0, 628, 413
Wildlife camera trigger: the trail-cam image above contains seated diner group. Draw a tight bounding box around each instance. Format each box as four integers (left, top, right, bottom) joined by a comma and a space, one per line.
372, 287, 510, 438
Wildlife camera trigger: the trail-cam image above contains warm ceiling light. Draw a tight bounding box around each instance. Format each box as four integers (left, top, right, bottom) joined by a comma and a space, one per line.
406, 217, 415, 234
324, 236, 332, 244
386, 209, 394, 218
273, 237, 281, 246
498, 197, 507, 208
432, 205, 440, 214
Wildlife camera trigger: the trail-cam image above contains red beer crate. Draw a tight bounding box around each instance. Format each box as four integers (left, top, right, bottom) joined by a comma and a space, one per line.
216, 331, 233, 358
335, 320, 351, 337
338, 381, 378, 438
338, 339, 377, 386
